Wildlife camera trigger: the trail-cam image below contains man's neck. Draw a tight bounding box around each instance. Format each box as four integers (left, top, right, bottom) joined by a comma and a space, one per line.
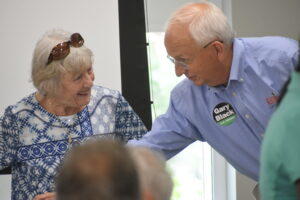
222, 44, 234, 86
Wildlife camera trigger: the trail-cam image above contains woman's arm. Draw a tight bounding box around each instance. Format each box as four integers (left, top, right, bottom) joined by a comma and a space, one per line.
0, 107, 18, 170
114, 93, 147, 142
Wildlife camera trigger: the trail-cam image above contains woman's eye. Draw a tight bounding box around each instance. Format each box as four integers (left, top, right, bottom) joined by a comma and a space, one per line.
87, 68, 93, 74
74, 75, 82, 81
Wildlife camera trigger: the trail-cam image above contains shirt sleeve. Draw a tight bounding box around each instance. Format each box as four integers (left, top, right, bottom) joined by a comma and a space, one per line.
128, 90, 204, 160
0, 106, 18, 170
115, 93, 148, 143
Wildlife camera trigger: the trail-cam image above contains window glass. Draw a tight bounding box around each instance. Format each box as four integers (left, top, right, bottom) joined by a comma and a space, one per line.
147, 32, 212, 200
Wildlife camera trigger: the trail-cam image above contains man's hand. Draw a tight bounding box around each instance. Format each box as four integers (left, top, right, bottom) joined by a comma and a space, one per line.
33, 192, 56, 200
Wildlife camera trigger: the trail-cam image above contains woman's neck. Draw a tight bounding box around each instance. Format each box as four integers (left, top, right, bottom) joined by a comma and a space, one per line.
36, 92, 84, 116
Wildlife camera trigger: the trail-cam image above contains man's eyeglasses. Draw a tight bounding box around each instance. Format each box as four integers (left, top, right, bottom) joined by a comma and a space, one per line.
167, 55, 190, 70
47, 33, 84, 65
167, 40, 223, 69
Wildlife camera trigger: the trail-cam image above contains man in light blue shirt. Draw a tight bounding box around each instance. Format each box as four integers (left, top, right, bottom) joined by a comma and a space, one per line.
129, 1, 298, 188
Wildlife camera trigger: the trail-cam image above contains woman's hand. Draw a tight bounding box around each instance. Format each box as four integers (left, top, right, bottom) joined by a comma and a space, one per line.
33, 192, 56, 200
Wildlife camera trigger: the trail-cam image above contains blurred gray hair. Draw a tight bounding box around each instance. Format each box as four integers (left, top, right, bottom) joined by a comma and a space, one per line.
31, 29, 94, 96
56, 139, 141, 200
166, 1, 235, 47
129, 147, 173, 200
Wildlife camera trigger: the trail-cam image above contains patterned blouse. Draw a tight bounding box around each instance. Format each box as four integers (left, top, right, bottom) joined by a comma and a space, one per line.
0, 85, 147, 200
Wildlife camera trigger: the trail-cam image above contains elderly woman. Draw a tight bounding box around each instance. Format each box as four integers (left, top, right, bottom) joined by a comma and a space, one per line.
0, 29, 147, 200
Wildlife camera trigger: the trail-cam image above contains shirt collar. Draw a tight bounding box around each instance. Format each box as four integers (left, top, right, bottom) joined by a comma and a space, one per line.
208, 38, 245, 93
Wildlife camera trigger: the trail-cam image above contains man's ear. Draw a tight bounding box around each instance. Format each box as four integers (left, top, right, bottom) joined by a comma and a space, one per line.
212, 41, 225, 60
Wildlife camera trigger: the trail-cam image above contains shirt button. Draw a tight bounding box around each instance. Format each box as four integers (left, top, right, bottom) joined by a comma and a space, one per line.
245, 114, 250, 119
239, 78, 244, 82
232, 92, 237, 96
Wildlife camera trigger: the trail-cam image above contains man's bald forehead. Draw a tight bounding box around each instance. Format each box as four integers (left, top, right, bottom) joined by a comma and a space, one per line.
164, 23, 196, 48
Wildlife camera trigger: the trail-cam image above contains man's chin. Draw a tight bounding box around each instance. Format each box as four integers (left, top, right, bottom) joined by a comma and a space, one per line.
191, 78, 223, 87
191, 79, 205, 86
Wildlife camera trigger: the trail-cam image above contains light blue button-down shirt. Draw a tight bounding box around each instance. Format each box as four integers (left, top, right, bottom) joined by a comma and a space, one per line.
129, 36, 299, 181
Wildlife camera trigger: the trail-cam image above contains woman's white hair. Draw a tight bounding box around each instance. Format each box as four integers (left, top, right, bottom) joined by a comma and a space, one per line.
167, 1, 235, 47
31, 29, 93, 96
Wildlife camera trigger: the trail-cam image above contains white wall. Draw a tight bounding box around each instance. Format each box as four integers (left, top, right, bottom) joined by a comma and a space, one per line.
0, 0, 121, 113
0, 0, 121, 199
232, 0, 300, 40
146, 0, 224, 32
235, 172, 257, 200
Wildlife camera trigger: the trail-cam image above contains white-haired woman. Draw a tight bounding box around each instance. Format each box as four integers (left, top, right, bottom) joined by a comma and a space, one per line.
0, 29, 147, 200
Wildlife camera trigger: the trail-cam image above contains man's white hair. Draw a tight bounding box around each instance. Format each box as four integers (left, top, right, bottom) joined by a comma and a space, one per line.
167, 1, 235, 46
129, 147, 173, 200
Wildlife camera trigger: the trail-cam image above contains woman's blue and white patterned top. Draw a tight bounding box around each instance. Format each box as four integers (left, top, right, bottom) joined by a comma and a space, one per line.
0, 85, 147, 200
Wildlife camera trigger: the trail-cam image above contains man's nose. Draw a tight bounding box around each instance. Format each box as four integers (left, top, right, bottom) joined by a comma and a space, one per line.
175, 65, 187, 77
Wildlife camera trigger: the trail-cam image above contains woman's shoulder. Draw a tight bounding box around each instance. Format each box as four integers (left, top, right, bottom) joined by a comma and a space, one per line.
88, 86, 122, 112
3, 93, 36, 116
91, 85, 121, 100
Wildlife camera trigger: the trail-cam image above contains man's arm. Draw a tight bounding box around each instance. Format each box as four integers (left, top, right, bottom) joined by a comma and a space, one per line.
128, 92, 204, 159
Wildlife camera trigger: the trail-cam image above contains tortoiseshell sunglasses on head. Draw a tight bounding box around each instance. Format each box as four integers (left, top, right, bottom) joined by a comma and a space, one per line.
46, 33, 84, 65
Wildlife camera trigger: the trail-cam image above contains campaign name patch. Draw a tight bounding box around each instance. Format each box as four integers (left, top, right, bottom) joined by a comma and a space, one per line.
213, 103, 236, 126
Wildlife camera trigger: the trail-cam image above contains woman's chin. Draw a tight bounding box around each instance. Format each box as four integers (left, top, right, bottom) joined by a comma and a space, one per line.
76, 95, 91, 107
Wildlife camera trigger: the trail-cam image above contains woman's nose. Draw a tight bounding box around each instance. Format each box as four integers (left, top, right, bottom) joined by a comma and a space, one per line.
84, 73, 94, 87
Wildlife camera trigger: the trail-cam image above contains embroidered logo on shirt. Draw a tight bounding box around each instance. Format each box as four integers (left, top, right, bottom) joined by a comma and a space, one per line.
213, 103, 236, 126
